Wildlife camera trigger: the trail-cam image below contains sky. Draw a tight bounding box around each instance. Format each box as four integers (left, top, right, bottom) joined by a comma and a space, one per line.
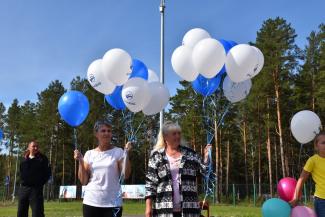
0, 0, 324, 110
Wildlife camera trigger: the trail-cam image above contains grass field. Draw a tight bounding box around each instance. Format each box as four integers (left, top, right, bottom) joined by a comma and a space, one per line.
0, 201, 262, 217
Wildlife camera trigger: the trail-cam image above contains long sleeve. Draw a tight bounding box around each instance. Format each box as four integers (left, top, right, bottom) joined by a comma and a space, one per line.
41, 155, 51, 185
196, 152, 209, 177
19, 154, 51, 187
145, 153, 159, 200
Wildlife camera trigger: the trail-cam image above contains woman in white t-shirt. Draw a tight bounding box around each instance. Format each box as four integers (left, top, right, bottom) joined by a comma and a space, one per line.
74, 120, 131, 217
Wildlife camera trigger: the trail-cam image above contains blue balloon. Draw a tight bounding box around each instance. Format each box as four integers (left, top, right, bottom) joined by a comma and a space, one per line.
228, 40, 238, 48
219, 39, 232, 54
105, 86, 126, 110
58, 90, 90, 127
129, 59, 148, 80
262, 198, 291, 217
192, 74, 222, 97
0, 129, 3, 140
218, 65, 226, 76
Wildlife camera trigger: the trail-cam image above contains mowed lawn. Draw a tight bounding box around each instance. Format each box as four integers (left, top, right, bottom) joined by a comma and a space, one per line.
0, 201, 261, 217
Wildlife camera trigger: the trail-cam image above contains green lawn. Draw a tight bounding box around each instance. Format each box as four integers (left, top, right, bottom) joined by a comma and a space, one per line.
0, 201, 261, 217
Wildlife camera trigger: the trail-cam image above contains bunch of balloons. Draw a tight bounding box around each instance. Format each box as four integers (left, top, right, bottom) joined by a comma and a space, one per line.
262, 177, 317, 217
171, 28, 264, 103
290, 110, 322, 144
87, 49, 169, 116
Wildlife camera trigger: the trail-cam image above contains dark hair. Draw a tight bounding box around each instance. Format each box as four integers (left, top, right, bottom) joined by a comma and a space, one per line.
93, 119, 112, 133
314, 131, 325, 148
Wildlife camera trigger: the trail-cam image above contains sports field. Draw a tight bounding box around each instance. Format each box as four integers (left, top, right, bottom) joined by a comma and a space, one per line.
0, 201, 261, 217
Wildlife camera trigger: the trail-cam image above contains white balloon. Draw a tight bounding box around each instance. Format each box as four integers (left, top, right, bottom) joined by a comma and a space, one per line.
122, 78, 150, 113
182, 28, 211, 48
223, 76, 252, 103
192, 38, 226, 78
290, 110, 322, 144
142, 82, 170, 116
87, 59, 116, 94
225, 44, 259, 82
171, 45, 199, 81
147, 69, 160, 83
251, 46, 264, 76
102, 48, 132, 86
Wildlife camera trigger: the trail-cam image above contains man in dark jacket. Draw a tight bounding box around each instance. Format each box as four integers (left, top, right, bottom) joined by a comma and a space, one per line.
17, 141, 51, 217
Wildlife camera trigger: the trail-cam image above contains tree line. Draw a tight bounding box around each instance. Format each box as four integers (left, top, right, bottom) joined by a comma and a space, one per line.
0, 17, 324, 202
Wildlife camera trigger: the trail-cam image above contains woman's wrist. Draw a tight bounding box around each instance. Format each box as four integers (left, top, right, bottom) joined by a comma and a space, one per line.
78, 158, 84, 164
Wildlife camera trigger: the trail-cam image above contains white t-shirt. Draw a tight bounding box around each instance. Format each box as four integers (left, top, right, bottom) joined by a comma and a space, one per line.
83, 147, 124, 207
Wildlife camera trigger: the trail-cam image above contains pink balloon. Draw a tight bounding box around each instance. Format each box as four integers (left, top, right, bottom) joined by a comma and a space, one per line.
291, 206, 317, 217
277, 177, 297, 202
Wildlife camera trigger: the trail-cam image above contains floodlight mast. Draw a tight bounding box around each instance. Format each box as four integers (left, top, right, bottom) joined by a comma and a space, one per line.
159, 0, 165, 131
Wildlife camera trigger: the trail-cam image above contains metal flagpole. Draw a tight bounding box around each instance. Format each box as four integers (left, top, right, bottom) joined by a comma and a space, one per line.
12, 144, 19, 202
159, 0, 165, 131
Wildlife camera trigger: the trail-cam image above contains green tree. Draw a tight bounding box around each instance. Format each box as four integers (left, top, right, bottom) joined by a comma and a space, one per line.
255, 17, 299, 178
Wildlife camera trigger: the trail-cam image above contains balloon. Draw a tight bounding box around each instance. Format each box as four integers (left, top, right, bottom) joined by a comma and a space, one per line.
228, 40, 238, 48
277, 177, 297, 202
105, 86, 126, 110
102, 48, 132, 86
218, 65, 227, 76
219, 39, 232, 54
182, 28, 211, 48
142, 82, 170, 116
0, 129, 3, 140
223, 76, 252, 103
58, 91, 90, 127
225, 44, 259, 82
122, 78, 150, 112
290, 110, 322, 144
171, 45, 199, 81
251, 46, 264, 76
192, 38, 226, 78
192, 74, 221, 97
87, 59, 116, 94
147, 69, 160, 83
291, 206, 317, 217
262, 198, 291, 217
130, 59, 148, 80
217, 39, 232, 76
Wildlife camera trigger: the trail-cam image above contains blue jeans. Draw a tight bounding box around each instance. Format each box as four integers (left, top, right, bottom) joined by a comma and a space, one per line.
315, 197, 325, 217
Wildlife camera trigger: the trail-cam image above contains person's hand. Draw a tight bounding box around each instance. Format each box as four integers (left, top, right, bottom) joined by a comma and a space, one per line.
289, 196, 299, 207
204, 144, 212, 163
145, 206, 152, 217
124, 142, 132, 152
74, 150, 83, 162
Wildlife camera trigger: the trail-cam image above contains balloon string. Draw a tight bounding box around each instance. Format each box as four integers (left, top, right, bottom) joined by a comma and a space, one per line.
113, 150, 128, 217
201, 95, 216, 206
121, 110, 144, 143
119, 150, 128, 186
200, 92, 230, 205
217, 103, 231, 128
73, 128, 78, 150
202, 95, 215, 144
298, 143, 303, 177
130, 119, 144, 142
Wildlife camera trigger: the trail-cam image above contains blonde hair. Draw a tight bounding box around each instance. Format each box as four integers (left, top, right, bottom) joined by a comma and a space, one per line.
153, 121, 182, 151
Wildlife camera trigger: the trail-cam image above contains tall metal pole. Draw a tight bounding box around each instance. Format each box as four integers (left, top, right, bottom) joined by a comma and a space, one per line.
12, 144, 19, 203
159, 0, 165, 130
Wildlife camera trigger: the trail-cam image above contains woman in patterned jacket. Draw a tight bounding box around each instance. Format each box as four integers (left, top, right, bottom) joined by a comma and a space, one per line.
145, 121, 211, 217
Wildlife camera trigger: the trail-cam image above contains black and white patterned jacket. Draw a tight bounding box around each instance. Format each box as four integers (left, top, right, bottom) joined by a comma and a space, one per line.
145, 145, 208, 217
